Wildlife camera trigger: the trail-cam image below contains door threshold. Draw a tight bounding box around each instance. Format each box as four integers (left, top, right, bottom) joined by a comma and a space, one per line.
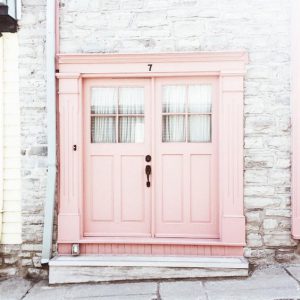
49, 255, 249, 284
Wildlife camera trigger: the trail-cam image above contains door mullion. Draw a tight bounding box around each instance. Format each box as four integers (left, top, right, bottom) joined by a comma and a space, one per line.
116, 87, 119, 143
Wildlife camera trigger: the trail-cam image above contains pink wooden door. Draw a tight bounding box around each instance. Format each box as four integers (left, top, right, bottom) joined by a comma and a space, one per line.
154, 77, 219, 239
83, 76, 218, 240
83, 79, 152, 237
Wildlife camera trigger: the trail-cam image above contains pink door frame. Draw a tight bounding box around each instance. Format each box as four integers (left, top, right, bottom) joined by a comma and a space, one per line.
56, 52, 248, 256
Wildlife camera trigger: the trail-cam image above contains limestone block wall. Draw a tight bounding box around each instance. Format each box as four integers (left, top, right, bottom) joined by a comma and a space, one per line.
0, 0, 297, 278
59, 0, 297, 264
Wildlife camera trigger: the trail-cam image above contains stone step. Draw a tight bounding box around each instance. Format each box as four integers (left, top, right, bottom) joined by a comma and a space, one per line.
49, 255, 249, 284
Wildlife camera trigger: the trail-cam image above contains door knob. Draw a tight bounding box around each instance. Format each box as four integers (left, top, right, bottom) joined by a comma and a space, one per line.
145, 155, 151, 162
145, 165, 151, 187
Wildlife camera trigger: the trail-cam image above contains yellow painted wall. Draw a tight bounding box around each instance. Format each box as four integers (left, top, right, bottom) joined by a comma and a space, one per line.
0, 33, 21, 245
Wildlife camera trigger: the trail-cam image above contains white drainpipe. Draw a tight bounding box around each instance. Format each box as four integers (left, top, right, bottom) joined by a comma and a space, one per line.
41, 0, 56, 264
0, 36, 4, 242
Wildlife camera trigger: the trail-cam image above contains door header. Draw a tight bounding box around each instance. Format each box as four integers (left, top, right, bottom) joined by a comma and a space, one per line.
56, 52, 248, 78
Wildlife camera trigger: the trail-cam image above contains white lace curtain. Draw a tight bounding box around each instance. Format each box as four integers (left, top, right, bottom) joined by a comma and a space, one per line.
119, 88, 144, 143
91, 87, 144, 143
90, 84, 211, 143
162, 85, 186, 142
188, 85, 212, 143
162, 85, 212, 143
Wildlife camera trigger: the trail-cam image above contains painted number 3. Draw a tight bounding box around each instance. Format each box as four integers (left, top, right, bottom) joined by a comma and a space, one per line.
148, 64, 153, 71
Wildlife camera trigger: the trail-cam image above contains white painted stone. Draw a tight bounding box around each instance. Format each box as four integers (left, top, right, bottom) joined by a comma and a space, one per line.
245, 170, 268, 184
244, 186, 275, 197
247, 233, 263, 247
263, 219, 278, 230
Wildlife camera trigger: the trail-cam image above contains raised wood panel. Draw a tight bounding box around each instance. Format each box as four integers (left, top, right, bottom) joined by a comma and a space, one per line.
190, 155, 211, 223
121, 155, 145, 222
59, 93, 79, 213
58, 77, 81, 242
91, 156, 114, 221
162, 155, 183, 223
219, 76, 245, 244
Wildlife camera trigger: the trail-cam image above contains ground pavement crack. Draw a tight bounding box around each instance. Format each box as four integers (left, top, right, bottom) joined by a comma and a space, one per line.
202, 281, 209, 300
19, 281, 35, 300
155, 282, 161, 300
284, 267, 300, 288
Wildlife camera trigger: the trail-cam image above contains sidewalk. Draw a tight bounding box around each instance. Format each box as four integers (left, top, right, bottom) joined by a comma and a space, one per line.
1, 265, 300, 300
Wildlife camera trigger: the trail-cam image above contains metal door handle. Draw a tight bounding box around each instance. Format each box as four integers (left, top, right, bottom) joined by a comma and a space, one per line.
145, 165, 151, 187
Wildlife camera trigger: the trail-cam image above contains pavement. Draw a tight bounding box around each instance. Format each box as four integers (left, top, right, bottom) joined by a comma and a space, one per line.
1, 265, 300, 300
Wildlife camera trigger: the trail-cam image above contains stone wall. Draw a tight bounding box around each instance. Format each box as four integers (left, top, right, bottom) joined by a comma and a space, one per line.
17, 0, 48, 278
1, 0, 296, 277
59, 0, 297, 264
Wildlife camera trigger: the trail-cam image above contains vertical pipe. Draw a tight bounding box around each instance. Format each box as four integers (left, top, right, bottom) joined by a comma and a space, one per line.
0, 36, 4, 242
291, 0, 300, 239
41, 0, 57, 264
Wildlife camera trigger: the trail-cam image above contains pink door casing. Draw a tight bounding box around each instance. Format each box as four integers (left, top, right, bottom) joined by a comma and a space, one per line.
83, 77, 219, 239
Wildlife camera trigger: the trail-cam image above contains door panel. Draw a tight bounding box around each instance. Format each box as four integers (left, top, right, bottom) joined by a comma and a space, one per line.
190, 154, 211, 223
155, 77, 219, 239
121, 155, 145, 222
91, 155, 114, 221
162, 155, 183, 222
84, 79, 151, 237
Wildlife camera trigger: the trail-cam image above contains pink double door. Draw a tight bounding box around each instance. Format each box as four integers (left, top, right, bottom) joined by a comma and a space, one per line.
83, 77, 219, 240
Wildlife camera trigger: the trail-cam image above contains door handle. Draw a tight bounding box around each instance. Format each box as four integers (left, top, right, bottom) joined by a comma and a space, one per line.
145, 165, 151, 187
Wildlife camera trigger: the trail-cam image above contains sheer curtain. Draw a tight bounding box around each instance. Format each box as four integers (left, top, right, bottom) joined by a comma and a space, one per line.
188, 85, 212, 142
119, 87, 144, 143
91, 87, 117, 143
162, 85, 185, 142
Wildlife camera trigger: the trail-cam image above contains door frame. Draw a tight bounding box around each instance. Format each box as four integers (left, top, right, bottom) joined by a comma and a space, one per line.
56, 52, 248, 247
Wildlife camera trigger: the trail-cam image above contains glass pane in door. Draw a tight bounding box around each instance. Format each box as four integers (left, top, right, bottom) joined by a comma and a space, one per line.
119, 87, 144, 114
91, 87, 117, 143
118, 87, 145, 143
162, 115, 185, 142
119, 116, 144, 143
91, 116, 116, 143
91, 87, 117, 114
188, 115, 211, 142
162, 85, 185, 113
188, 85, 212, 113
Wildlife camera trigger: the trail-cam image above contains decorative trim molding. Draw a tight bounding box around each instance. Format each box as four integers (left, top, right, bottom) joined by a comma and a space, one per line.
57, 52, 248, 75
57, 51, 249, 64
